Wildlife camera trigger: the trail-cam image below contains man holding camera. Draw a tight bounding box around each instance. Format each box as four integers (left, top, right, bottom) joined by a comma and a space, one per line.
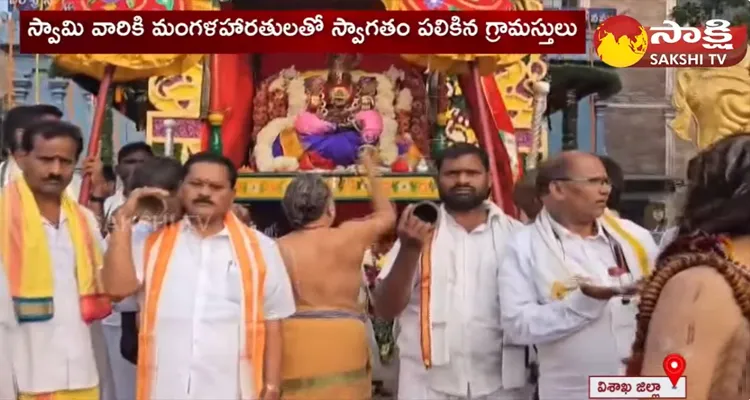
372, 143, 532, 400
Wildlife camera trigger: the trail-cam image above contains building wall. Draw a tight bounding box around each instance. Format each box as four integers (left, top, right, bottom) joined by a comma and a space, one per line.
590, 0, 697, 178
0, 12, 144, 163
548, 96, 598, 154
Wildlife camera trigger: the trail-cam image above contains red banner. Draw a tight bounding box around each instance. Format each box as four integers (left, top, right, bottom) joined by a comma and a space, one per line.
20, 10, 586, 54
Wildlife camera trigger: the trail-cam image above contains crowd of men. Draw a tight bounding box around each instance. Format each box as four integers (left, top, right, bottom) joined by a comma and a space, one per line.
0, 103, 748, 400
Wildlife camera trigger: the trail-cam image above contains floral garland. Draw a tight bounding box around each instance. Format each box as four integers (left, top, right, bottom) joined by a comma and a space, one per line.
436, 75, 478, 146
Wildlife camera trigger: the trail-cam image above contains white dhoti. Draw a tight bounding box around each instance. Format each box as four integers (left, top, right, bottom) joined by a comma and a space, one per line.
91, 321, 117, 400
101, 297, 139, 400
0, 325, 15, 400
102, 322, 136, 400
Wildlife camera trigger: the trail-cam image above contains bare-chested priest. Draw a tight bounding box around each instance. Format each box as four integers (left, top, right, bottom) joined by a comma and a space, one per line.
276, 150, 396, 399
629, 133, 750, 400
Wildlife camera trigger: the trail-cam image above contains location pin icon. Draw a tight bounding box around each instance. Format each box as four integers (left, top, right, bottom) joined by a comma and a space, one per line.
662, 353, 686, 387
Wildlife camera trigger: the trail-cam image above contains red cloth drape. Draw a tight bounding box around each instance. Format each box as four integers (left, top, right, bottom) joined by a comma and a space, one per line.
204, 54, 255, 168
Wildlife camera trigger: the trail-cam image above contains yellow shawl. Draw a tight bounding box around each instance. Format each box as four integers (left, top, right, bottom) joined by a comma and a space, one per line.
0, 177, 111, 323
137, 213, 267, 400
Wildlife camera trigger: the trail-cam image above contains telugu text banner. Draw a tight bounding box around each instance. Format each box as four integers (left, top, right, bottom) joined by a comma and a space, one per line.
19, 10, 586, 54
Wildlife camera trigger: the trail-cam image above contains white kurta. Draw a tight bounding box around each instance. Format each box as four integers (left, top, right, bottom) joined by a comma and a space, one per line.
103, 188, 125, 222
131, 221, 296, 400
100, 222, 149, 400
499, 217, 658, 400
378, 206, 531, 400
100, 189, 136, 400
0, 209, 113, 399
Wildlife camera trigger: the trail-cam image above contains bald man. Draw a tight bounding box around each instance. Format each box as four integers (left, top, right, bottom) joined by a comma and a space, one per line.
498, 151, 658, 400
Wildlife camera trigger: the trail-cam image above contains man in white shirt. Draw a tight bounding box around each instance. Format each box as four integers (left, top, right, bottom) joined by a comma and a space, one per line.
0, 120, 113, 400
100, 142, 153, 222
103, 151, 295, 400
0, 105, 107, 205
95, 143, 154, 392
101, 156, 185, 400
499, 151, 659, 400
373, 143, 532, 400
0, 105, 72, 188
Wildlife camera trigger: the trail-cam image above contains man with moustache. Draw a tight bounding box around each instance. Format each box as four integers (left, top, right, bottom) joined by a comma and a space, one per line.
498, 151, 658, 400
103, 152, 294, 400
0, 105, 110, 215
1, 105, 64, 188
0, 121, 112, 400
372, 143, 532, 400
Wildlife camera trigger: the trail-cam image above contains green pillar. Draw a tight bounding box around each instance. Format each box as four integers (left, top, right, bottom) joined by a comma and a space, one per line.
208, 113, 223, 155
561, 90, 578, 150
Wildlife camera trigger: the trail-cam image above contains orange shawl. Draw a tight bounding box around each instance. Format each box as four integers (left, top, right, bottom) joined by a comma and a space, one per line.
136, 213, 267, 400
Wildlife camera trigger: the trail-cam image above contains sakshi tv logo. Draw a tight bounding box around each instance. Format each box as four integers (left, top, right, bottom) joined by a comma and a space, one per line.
593, 15, 748, 68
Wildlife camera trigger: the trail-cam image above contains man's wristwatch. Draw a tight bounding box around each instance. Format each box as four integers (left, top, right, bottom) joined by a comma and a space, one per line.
89, 195, 107, 203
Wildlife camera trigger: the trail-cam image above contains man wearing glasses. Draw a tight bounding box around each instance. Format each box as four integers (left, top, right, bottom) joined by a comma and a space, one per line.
498, 151, 658, 400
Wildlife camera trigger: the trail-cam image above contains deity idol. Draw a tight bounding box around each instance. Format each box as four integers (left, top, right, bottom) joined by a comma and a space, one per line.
271, 54, 385, 170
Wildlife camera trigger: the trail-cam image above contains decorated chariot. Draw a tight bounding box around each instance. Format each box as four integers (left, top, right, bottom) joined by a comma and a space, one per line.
36, 0, 552, 389
40, 0, 550, 219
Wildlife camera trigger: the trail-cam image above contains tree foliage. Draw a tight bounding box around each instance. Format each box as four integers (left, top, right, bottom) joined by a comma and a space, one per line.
671, 0, 750, 35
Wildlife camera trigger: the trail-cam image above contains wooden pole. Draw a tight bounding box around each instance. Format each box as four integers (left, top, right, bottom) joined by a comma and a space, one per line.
79, 64, 115, 205
458, 62, 517, 215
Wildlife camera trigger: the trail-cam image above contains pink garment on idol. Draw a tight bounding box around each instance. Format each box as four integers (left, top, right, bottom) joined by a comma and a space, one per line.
355, 110, 383, 144
295, 111, 336, 135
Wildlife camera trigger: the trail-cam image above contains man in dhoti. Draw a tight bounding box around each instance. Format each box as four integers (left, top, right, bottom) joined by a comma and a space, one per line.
275, 150, 396, 399
0, 120, 113, 400
499, 151, 658, 400
103, 151, 295, 400
373, 143, 532, 400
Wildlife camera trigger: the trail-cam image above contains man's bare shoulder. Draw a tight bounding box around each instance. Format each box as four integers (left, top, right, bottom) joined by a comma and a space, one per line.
657, 266, 743, 328
281, 227, 351, 244
662, 267, 735, 302
338, 215, 373, 230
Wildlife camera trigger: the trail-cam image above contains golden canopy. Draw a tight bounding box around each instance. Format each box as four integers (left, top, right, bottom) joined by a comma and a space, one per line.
46, 0, 212, 82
